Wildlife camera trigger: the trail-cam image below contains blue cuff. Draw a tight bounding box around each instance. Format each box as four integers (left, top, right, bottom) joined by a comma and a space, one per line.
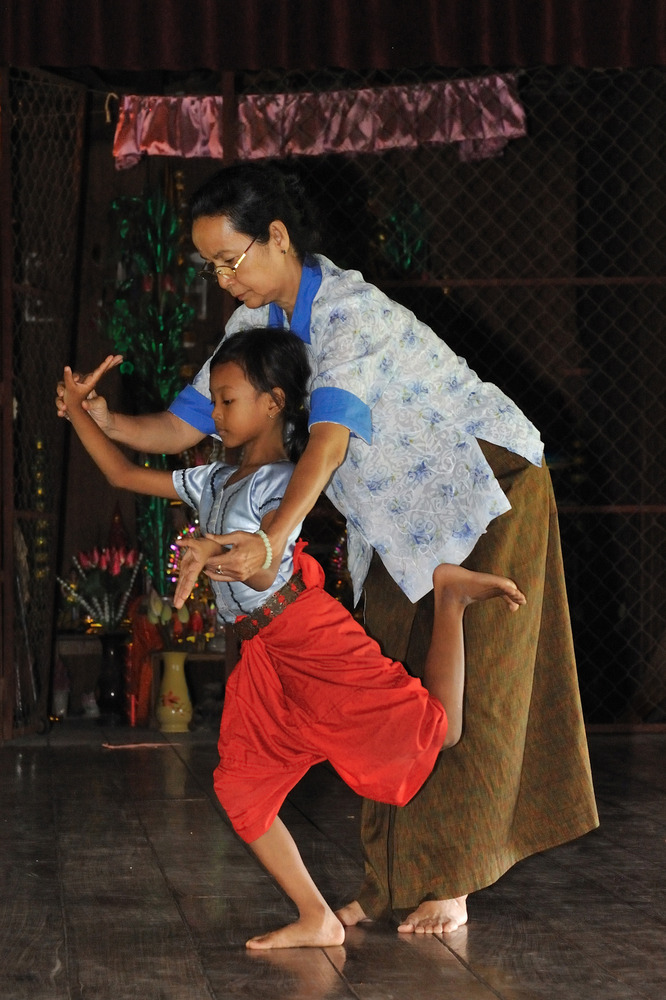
308, 386, 372, 444
168, 384, 216, 436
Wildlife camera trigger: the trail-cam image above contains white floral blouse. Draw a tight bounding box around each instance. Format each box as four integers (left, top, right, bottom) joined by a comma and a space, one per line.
170, 255, 543, 603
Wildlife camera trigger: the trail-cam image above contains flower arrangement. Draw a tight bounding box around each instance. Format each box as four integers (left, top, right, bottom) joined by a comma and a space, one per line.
57, 546, 143, 632
145, 589, 207, 650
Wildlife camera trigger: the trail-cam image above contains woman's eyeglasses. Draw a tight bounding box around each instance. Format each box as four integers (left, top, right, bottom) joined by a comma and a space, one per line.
197, 236, 257, 283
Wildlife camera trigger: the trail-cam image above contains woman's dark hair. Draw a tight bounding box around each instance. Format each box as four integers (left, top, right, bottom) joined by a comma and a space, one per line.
210, 327, 311, 462
190, 163, 320, 260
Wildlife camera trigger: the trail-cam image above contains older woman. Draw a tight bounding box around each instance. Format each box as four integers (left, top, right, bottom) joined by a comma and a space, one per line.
63, 163, 598, 934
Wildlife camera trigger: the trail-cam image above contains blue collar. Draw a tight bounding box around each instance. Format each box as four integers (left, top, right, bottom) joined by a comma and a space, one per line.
268, 256, 322, 343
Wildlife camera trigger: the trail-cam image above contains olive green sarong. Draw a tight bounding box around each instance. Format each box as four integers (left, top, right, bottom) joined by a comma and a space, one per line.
358, 442, 599, 916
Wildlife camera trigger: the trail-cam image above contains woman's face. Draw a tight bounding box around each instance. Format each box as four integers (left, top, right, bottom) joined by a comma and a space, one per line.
192, 214, 296, 312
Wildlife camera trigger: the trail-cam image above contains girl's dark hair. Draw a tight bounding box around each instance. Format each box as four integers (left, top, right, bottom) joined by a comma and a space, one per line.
210, 328, 311, 462
190, 163, 320, 261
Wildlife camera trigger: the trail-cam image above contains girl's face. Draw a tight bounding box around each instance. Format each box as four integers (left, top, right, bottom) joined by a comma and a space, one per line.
210, 361, 276, 450
193, 214, 293, 311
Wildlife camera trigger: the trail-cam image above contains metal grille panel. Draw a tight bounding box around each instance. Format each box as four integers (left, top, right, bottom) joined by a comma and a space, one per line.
234, 66, 666, 724
7, 68, 85, 731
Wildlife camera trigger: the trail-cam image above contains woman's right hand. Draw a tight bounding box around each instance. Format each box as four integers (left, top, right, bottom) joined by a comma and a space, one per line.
56, 354, 123, 432
203, 531, 273, 583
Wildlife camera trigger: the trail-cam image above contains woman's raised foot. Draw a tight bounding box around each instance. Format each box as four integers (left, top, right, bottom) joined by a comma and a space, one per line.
433, 564, 526, 612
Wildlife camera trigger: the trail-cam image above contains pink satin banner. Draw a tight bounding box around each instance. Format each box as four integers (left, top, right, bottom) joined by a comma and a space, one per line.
113, 74, 526, 170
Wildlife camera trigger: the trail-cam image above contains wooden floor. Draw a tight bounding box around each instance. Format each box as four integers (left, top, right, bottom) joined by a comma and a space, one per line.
2, 723, 665, 1000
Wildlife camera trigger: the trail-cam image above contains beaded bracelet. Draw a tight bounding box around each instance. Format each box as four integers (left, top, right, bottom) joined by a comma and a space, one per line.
255, 529, 273, 570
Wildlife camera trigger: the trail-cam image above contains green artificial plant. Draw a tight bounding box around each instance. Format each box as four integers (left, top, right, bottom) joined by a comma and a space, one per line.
102, 171, 196, 597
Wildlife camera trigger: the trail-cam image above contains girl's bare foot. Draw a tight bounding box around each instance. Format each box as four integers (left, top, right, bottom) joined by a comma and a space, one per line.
246, 910, 345, 950
397, 895, 468, 934
433, 564, 526, 612
335, 900, 371, 926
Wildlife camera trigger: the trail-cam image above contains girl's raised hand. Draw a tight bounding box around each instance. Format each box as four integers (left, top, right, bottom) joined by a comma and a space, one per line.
57, 354, 123, 425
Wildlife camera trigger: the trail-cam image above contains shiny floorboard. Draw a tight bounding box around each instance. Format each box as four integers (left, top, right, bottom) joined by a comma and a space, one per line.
1, 724, 664, 999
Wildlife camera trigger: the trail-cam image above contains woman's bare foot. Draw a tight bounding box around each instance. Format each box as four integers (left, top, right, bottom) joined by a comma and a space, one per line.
246, 910, 345, 950
433, 564, 526, 612
397, 895, 468, 934
335, 900, 371, 926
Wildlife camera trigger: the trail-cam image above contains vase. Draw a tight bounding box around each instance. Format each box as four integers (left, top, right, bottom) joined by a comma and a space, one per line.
97, 632, 128, 723
155, 651, 192, 733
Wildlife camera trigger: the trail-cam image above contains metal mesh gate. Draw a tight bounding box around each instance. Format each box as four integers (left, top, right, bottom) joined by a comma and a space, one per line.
4, 63, 662, 729
1, 67, 86, 734
230, 66, 666, 724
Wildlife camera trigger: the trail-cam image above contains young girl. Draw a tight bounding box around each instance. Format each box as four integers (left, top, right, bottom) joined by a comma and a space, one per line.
61, 328, 525, 951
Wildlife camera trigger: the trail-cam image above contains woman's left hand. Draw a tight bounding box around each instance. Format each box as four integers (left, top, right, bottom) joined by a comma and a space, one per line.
203, 531, 268, 582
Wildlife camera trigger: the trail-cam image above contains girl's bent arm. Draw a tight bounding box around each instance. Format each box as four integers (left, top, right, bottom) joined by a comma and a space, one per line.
68, 401, 179, 500
56, 359, 206, 454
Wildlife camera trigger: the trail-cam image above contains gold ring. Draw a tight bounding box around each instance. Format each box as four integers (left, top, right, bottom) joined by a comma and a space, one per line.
215, 565, 223, 574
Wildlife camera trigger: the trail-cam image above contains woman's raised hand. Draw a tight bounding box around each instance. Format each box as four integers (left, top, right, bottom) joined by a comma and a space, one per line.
56, 354, 123, 430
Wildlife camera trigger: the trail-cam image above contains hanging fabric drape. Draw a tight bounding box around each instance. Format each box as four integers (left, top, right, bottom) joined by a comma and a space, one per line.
2, 1, 665, 73
112, 73, 526, 170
